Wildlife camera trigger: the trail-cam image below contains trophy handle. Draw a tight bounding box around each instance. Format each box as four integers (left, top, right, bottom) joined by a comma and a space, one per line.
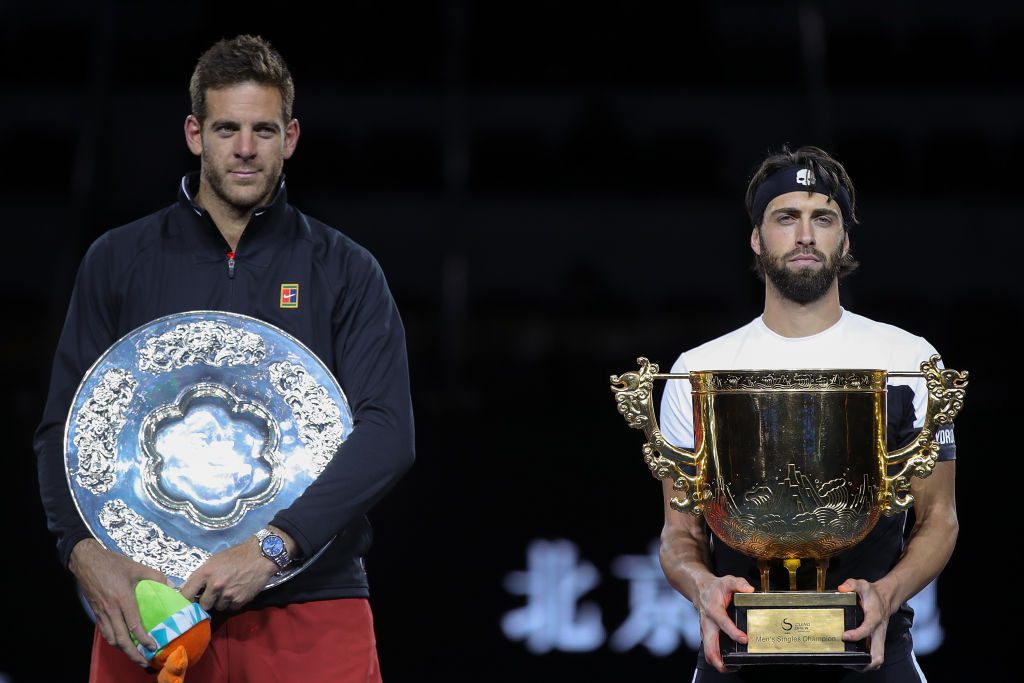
881, 354, 968, 515
610, 357, 708, 516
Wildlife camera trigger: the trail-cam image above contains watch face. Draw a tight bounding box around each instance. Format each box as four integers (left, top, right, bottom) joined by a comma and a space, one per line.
261, 535, 285, 557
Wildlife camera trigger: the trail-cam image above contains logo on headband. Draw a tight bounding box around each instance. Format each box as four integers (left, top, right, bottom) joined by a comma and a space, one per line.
796, 169, 815, 186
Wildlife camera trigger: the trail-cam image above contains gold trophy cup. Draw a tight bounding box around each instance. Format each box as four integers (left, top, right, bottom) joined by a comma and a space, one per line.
610, 355, 966, 666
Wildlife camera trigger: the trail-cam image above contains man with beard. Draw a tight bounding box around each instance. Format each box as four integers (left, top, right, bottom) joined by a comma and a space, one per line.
34, 35, 414, 682
658, 146, 957, 682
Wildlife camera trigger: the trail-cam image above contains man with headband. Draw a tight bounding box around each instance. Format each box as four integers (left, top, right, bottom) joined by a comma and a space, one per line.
658, 145, 957, 681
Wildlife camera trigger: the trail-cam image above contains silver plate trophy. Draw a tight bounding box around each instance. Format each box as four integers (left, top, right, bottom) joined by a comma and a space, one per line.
64, 311, 354, 589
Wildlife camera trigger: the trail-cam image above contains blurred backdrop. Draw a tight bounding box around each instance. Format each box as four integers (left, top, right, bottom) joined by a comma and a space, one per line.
2, 1, 1018, 681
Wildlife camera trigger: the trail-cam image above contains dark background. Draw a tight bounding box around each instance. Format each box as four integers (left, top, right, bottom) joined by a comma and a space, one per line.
3, 0, 1018, 681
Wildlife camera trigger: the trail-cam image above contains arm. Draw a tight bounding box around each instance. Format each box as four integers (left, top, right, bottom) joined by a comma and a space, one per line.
659, 479, 754, 673
839, 460, 958, 669
34, 235, 166, 666
182, 246, 415, 607
270, 247, 415, 557
657, 360, 753, 672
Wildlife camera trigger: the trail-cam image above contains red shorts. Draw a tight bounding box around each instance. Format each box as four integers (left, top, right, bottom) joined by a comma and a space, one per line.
89, 597, 381, 683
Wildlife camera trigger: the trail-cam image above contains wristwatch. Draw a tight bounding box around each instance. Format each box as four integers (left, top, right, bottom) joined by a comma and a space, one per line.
255, 528, 291, 570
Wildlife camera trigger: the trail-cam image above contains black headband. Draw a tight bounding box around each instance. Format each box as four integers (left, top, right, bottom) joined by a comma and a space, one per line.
750, 166, 854, 227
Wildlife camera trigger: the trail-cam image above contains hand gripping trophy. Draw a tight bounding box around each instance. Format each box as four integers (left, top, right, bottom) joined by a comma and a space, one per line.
610, 355, 967, 666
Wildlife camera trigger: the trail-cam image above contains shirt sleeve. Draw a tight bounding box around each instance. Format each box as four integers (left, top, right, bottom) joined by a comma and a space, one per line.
914, 339, 956, 462
659, 353, 695, 451
33, 235, 121, 568
268, 249, 415, 558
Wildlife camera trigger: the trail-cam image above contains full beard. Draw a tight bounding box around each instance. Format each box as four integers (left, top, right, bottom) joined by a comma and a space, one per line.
758, 235, 845, 305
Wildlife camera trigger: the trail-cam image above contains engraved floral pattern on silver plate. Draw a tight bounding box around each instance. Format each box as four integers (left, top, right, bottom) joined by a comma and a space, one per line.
64, 311, 354, 588
71, 368, 138, 494
269, 361, 344, 475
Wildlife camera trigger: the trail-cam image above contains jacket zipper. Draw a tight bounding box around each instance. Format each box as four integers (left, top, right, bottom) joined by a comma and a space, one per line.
227, 250, 236, 279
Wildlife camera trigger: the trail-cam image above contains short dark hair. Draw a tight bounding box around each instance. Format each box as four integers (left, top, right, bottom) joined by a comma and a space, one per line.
189, 34, 294, 124
746, 145, 860, 280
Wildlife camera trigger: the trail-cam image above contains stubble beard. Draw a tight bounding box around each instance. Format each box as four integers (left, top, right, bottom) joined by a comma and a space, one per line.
758, 234, 845, 305
201, 149, 281, 215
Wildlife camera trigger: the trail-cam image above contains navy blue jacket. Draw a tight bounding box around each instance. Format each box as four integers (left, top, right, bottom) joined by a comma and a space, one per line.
34, 173, 415, 607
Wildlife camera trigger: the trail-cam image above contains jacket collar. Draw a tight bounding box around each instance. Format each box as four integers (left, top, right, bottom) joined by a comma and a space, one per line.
176, 172, 292, 265
177, 171, 289, 218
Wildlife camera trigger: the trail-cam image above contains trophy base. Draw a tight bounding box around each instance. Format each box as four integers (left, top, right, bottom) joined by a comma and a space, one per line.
722, 592, 870, 667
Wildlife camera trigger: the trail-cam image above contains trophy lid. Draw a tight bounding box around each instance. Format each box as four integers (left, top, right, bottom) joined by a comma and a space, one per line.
64, 310, 354, 588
